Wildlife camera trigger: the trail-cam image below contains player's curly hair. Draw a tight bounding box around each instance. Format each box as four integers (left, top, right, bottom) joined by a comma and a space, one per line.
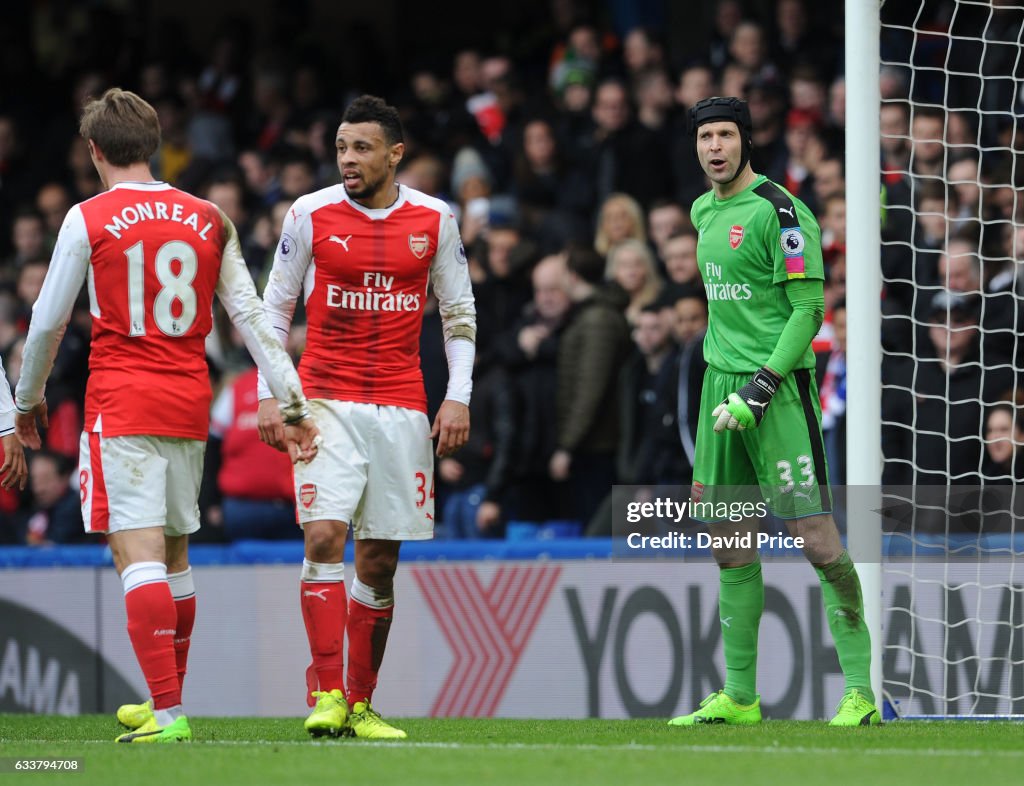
342, 95, 404, 145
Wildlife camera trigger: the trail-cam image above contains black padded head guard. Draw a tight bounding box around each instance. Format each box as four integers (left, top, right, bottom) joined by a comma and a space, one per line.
688, 96, 754, 183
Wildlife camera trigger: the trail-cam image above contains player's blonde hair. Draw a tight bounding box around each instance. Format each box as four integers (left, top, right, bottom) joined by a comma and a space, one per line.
79, 88, 161, 167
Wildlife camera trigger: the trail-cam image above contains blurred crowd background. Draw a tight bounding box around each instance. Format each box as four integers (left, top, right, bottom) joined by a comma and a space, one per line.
1, 0, 1022, 544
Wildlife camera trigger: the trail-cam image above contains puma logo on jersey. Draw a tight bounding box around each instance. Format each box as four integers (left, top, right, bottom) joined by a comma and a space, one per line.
328, 234, 352, 251
793, 489, 813, 503
778, 206, 795, 218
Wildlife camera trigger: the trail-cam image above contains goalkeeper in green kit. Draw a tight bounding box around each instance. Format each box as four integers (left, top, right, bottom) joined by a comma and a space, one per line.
668, 97, 879, 727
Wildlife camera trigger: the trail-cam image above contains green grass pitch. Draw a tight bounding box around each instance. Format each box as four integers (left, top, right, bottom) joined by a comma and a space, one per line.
1, 714, 1021, 785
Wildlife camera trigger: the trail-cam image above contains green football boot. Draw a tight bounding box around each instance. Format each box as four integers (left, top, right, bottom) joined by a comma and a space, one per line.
304, 689, 349, 738
116, 715, 192, 743
668, 691, 762, 726
829, 689, 881, 726
117, 699, 154, 730
346, 701, 407, 739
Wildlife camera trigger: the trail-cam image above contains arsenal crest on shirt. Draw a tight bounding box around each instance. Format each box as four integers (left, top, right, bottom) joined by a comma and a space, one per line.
408, 233, 430, 259
729, 225, 744, 249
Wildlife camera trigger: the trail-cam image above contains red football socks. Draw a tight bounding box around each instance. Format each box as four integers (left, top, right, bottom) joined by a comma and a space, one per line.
122, 562, 181, 711
168, 567, 196, 692
300, 560, 348, 704
346, 578, 394, 705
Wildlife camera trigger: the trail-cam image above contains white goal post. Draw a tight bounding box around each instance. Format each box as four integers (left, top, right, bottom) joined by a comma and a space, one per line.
848, 0, 1024, 719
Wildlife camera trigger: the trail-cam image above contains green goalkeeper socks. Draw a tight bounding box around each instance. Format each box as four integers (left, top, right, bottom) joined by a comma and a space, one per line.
816, 550, 874, 704
719, 560, 764, 706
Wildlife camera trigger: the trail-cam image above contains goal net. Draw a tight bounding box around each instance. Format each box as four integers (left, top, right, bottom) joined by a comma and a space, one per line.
875, 0, 1024, 718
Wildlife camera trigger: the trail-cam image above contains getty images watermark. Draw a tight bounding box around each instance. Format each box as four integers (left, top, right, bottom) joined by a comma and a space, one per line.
610, 484, 1024, 562
622, 495, 805, 552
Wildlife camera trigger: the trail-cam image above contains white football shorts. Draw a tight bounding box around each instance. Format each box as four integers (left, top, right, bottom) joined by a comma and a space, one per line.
79, 430, 204, 536
294, 399, 435, 540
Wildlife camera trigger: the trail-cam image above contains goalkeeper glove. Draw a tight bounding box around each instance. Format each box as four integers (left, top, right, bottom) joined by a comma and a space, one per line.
712, 367, 782, 432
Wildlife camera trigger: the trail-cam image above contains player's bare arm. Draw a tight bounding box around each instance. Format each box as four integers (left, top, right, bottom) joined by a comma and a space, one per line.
431, 399, 470, 458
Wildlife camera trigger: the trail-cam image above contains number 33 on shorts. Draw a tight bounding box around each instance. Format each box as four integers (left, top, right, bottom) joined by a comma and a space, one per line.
777, 455, 815, 493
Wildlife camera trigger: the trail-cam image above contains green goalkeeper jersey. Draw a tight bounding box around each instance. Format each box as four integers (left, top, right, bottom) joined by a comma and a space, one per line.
691, 174, 825, 374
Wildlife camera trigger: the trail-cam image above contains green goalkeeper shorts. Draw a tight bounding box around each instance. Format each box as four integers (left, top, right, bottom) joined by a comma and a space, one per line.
692, 366, 833, 521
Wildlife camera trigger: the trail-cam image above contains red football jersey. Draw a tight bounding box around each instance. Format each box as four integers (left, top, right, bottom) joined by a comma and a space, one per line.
261, 184, 476, 412
78, 184, 223, 438
15, 181, 311, 442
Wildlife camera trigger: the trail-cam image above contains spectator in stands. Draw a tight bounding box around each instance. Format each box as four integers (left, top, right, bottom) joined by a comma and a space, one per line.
729, 21, 778, 87
437, 361, 515, 540
452, 49, 484, 106
707, 0, 744, 72
633, 66, 675, 141
983, 401, 1024, 482
676, 63, 716, 112
934, 236, 1020, 367
580, 77, 674, 209
746, 75, 788, 182
788, 65, 828, 117
511, 117, 591, 252
278, 151, 317, 201
551, 247, 631, 526
606, 238, 664, 325
721, 63, 754, 101
594, 192, 647, 255
910, 107, 947, 188
782, 108, 826, 211
16, 451, 82, 545
472, 212, 537, 357
8, 210, 48, 269
646, 199, 688, 262
35, 183, 72, 242
880, 101, 911, 179
661, 227, 702, 289
237, 148, 279, 207
773, 0, 839, 81
883, 291, 1014, 486
622, 27, 667, 78
490, 254, 571, 522
827, 76, 846, 141
618, 304, 677, 485
205, 364, 300, 541
672, 293, 709, 485
205, 175, 250, 246
819, 192, 846, 266
947, 156, 982, 234
450, 146, 494, 246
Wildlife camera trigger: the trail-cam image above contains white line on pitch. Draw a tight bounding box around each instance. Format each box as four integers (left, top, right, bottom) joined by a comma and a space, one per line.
7, 740, 1024, 757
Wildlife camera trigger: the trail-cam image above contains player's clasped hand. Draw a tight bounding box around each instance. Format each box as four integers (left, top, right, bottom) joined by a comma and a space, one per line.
284, 417, 321, 464
431, 400, 470, 457
712, 367, 782, 433
258, 398, 320, 464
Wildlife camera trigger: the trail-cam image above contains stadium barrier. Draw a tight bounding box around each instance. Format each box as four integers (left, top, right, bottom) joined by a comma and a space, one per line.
0, 537, 1020, 719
